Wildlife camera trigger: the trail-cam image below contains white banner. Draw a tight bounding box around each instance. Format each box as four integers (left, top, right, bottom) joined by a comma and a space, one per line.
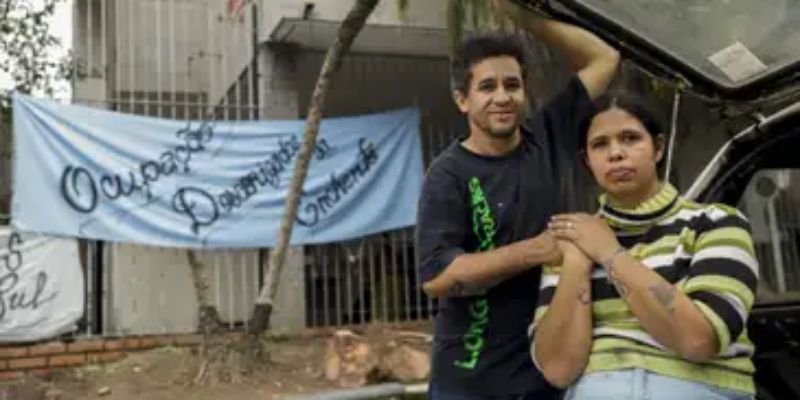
12, 95, 424, 248
0, 228, 84, 342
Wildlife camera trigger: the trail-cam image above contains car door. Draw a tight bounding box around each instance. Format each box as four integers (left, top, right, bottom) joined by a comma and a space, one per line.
690, 105, 800, 400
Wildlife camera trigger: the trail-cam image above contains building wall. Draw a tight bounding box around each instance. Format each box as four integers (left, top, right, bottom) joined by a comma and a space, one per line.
260, 0, 449, 43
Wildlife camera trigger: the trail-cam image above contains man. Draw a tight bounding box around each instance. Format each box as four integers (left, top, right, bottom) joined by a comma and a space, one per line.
415, 1, 620, 398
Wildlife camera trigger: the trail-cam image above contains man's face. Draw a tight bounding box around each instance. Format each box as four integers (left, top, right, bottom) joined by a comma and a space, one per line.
454, 56, 527, 139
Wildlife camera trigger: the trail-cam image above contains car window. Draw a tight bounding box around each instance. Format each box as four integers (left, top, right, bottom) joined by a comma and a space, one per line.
737, 169, 800, 304
576, 0, 800, 89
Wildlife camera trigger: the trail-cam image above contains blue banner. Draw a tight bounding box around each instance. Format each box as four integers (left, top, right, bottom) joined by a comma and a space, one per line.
11, 94, 423, 248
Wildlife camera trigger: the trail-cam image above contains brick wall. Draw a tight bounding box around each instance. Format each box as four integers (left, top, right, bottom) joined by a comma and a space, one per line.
0, 334, 203, 381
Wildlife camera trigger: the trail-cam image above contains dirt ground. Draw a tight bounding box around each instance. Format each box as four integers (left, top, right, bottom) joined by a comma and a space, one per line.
0, 324, 433, 400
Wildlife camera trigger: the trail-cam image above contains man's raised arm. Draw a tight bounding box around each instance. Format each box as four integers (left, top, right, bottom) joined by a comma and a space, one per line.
494, 0, 620, 99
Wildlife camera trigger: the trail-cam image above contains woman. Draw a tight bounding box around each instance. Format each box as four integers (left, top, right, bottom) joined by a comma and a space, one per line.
531, 94, 758, 400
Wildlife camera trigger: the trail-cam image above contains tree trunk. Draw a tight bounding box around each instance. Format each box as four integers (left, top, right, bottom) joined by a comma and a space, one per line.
187, 250, 222, 343
248, 0, 381, 334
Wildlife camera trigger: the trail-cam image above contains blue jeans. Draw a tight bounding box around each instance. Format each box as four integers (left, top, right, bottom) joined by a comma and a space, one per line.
565, 369, 753, 400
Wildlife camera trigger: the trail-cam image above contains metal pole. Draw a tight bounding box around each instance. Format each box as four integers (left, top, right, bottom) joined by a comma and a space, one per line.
664, 87, 681, 183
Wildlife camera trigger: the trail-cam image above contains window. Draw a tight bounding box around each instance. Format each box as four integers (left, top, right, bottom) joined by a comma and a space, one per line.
577, 0, 800, 88
738, 169, 800, 303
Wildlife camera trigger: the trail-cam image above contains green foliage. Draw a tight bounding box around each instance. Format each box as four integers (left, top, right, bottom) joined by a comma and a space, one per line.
447, 0, 501, 57
0, 0, 72, 109
395, 0, 408, 19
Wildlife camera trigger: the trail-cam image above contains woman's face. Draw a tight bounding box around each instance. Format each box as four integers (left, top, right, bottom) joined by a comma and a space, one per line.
585, 107, 663, 201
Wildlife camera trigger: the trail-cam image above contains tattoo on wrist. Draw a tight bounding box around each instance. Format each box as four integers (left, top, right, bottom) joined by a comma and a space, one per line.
601, 247, 626, 270
607, 265, 630, 298
649, 282, 677, 313
578, 287, 591, 305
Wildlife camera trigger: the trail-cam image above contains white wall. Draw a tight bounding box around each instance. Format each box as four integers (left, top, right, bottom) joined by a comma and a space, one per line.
261, 0, 449, 42
73, 0, 259, 107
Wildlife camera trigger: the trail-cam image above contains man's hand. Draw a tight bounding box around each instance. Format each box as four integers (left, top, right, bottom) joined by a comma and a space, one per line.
515, 230, 562, 267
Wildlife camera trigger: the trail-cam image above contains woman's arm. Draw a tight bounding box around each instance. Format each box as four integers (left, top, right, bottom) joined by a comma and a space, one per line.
532, 241, 594, 387
550, 210, 759, 362
597, 251, 718, 361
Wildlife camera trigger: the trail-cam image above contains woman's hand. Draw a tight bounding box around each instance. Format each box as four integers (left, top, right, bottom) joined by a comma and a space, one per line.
557, 239, 593, 275
549, 213, 622, 263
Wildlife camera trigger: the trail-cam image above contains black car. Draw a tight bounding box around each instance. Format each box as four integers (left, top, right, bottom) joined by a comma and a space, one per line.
515, 1, 800, 398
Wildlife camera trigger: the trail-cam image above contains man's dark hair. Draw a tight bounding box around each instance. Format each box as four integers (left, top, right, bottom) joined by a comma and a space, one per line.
450, 34, 528, 94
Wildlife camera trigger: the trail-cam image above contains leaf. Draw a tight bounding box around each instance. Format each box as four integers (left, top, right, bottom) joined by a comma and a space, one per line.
0, 0, 68, 96
447, 0, 466, 57
396, 0, 408, 18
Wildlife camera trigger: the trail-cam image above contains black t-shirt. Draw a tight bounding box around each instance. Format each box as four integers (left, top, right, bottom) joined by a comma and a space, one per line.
416, 77, 595, 397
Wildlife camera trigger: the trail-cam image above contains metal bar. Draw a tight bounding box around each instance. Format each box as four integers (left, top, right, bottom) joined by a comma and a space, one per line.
156, 0, 163, 117
391, 231, 399, 322
414, 231, 423, 320
114, 0, 122, 110
345, 245, 353, 325
128, 0, 135, 112
68, 97, 269, 110
169, 0, 176, 118
184, 0, 194, 119
206, 2, 214, 118
368, 238, 376, 324
227, 251, 235, 329
284, 383, 428, 400
102, 243, 113, 335
85, 240, 94, 336
248, 2, 256, 119
767, 200, 787, 292
140, 0, 150, 116
335, 244, 342, 326
220, 8, 229, 123
380, 235, 388, 322
100, 0, 107, 107
145, 248, 154, 333
665, 88, 681, 183
71, 0, 79, 100
310, 246, 319, 326
783, 201, 798, 290
358, 240, 366, 323
236, 7, 245, 120
214, 250, 222, 328
402, 229, 411, 322
87, 0, 94, 84
241, 252, 250, 330
323, 246, 330, 326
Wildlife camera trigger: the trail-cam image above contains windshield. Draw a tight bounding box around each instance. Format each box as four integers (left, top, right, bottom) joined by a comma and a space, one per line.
575, 0, 800, 89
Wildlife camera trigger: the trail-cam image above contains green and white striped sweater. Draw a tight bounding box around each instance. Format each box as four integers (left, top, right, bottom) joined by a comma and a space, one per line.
531, 183, 758, 394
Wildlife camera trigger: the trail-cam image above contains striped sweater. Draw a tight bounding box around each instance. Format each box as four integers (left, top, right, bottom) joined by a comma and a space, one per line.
531, 183, 759, 394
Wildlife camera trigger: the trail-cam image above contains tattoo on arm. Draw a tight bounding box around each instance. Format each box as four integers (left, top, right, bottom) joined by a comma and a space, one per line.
649, 282, 677, 313
447, 278, 503, 297
606, 266, 630, 298
578, 287, 591, 305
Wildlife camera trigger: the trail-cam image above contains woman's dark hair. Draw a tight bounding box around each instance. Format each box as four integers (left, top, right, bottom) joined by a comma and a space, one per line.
450, 34, 527, 94
581, 92, 669, 174
580, 92, 667, 153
